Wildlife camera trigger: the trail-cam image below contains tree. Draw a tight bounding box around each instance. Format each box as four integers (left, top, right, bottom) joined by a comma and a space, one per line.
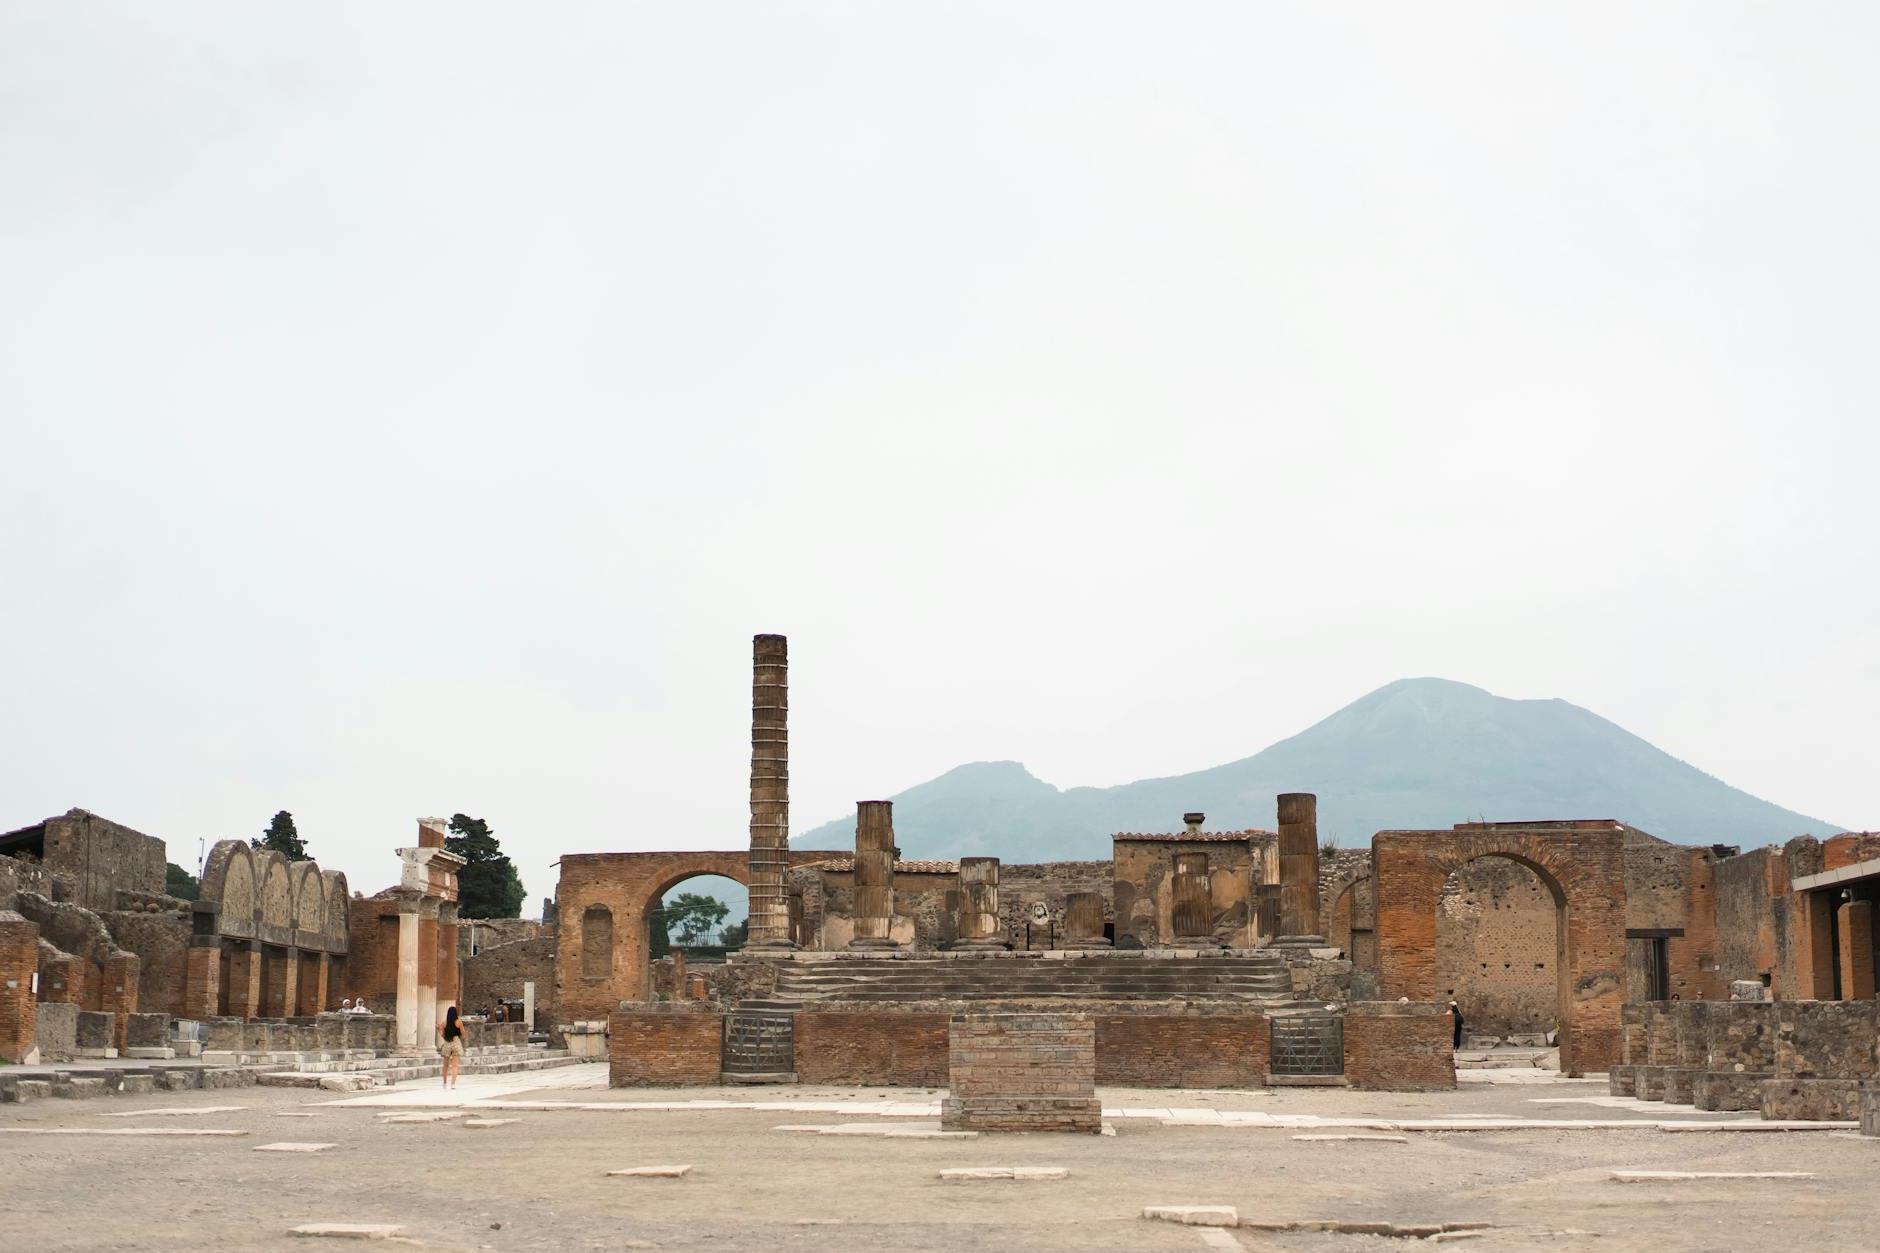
445, 814, 526, 919
719, 919, 748, 949
165, 862, 199, 901
662, 892, 729, 946
251, 810, 308, 861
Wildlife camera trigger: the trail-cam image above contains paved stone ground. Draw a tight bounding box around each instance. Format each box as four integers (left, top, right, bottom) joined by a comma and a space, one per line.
2, 1064, 1873, 1251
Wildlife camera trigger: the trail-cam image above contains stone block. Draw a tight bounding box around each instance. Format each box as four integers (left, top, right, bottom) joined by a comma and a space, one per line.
125, 1013, 171, 1049
606, 1165, 692, 1177
1694, 1071, 1769, 1112
1635, 1066, 1666, 1101
288, 1224, 405, 1239
1760, 1077, 1874, 1121
118, 1075, 156, 1094
1861, 1090, 1880, 1137
256, 1142, 336, 1153
1662, 1067, 1703, 1105
75, 1010, 115, 1052
53, 1077, 106, 1098
1142, 1206, 1239, 1227
1608, 1065, 1636, 1097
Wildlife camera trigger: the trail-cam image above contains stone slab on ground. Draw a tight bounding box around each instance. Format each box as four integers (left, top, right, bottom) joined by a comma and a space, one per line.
1610, 1171, 1815, 1182
0, 1127, 247, 1137
377, 1111, 467, 1124
463, 1118, 521, 1128
1142, 1205, 1239, 1227
288, 1224, 406, 1239
100, 1105, 249, 1118
1292, 1133, 1409, 1143
607, 1165, 693, 1178
939, 1167, 1069, 1181
256, 1142, 338, 1153
773, 1122, 978, 1139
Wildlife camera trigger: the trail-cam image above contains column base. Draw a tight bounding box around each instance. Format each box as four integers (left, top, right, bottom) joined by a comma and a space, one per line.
743, 939, 800, 952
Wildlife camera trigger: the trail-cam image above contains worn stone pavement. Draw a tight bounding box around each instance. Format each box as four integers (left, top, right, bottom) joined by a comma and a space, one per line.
2, 1063, 1873, 1252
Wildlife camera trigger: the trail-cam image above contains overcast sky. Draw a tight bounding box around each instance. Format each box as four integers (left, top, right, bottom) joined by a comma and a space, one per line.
3, 4, 1875, 909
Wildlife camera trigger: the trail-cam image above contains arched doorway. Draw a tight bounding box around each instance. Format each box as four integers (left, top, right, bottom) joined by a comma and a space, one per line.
1435, 856, 1561, 1046
646, 873, 749, 1000
1373, 825, 1626, 1074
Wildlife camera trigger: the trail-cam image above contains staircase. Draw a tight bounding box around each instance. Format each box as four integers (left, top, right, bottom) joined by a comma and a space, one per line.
768, 952, 1293, 1004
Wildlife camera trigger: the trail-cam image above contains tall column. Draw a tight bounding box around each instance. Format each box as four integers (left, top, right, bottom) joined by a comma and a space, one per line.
954, 858, 1008, 951
1062, 891, 1110, 949
395, 894, 421, 1056
1171, 853, 1219, 947
849, 800, 899, 949
417, 898, 440, 1053
1275, 792, 1325, 946
227, 940, 263, 1019
438, 902, 460, 1014
271, 947, 299, 1019
746, 633, 797, 949
184, 903, 222, 1020
305, 953, 330, 1015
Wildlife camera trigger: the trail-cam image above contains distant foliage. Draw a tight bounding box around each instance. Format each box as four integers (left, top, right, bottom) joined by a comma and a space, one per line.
661, 893, 730, 946
720, 919, 748, 949
165, 862, 199, 901
251, 810, 309, 861
446, 813, 526, 919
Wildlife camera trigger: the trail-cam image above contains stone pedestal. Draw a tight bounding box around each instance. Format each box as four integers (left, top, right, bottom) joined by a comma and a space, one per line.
942, 1012, 1101, 1134
1061, 891, 1111, 949
849, 800, 899, 950
953, 858, 1008, 951
1273, 792, 1325, 947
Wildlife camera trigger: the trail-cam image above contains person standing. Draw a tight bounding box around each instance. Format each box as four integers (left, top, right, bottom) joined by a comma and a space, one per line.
438, 1005, 465, 1089
1449, 999, 1465, 1049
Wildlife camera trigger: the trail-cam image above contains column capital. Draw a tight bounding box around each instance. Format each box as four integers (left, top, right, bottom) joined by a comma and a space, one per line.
393, 890, 424, 916
438, 901, 459, 925
418, 897, 441, 920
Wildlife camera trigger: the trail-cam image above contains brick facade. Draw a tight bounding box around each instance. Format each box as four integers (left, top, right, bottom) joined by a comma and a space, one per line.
607, 1007, 725, 1086
1344, 1003, 1455, 1091
792, 1010, 948, 1085
0, 911, 38, 1063
1094, 1012, 1269, 1087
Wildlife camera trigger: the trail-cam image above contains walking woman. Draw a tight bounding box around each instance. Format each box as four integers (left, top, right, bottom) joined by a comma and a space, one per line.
439, 1005, 465, 1089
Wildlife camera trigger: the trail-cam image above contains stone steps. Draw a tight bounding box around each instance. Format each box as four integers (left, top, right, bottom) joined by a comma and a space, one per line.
770, 953, 1294, 1006
0, 1065, 255, 1104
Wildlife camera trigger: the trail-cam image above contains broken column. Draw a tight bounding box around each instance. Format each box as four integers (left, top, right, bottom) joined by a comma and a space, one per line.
1274, 792, 1324, 946
745, 634, 796, 950
954, 857, 1009, 951
1061, 891, 1110, 949
849, 800, 899, 950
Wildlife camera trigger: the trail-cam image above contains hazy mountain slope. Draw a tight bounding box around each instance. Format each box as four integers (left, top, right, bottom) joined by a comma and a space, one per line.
793, 678, 1841, 861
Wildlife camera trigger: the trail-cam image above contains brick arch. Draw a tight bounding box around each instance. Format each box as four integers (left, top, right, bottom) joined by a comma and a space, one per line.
291, 861, 324, 938
1373, 825, 1626, 1074
555, 851, 754, 1018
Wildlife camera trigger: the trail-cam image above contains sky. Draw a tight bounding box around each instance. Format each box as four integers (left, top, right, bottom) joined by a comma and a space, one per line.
3, 4, 1876, 911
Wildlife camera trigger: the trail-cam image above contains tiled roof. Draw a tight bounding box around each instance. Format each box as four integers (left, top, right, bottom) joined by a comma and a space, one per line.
1111, 830, 1271, 842
806, 857, 961, 874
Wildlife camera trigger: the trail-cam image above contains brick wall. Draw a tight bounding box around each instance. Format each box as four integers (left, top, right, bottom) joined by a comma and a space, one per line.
793, 1010, 948, 1085
1094, 1012, 1268, 1088
99, 951, 140, 1053
607, 1007, 724, 1086
1433, 857, 1556, 1036
1344, 1003, 1455, 1090
0, 911, 37, 1062
942, 1011, 1101, 1133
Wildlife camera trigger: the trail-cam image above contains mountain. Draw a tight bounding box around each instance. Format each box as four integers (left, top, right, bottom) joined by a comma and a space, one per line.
792, 678, 1843, 861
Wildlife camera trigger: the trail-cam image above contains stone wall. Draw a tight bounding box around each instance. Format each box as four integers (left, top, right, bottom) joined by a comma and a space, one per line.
606, 1006, 725, 1086
1433, 856, 1556, 1036
1345, 1002, 1456, 1090
462, 935, 556, 1025
37, 811, 166, 911
101, 908, 191, 1019
808, 868, 957, 950
459, 917, 548, 957
793, 1009, 949, 1085
0, 853, 53, 910
1112, 835, 1265, 948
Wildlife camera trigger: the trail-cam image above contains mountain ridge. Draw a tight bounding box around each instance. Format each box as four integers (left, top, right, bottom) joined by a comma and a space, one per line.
793, 678, 1842, 861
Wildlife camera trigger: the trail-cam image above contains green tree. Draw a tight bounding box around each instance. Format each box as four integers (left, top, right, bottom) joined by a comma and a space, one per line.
446, 813, 526, 919
165, 862, 199, 901
649, 906, 671, 958
251, 810, 308, 861
662, 892, 729, 946
719, 919, 748, 949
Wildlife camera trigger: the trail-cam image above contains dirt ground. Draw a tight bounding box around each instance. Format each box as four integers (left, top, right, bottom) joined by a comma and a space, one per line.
2, 1066, 1873, 1252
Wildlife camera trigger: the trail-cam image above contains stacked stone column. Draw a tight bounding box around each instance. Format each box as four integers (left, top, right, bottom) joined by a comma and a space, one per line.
1171, 852, 1219, 947
746, 634, 796, 949
1274, 792, 1324, 946
849, 800, 899, 950
954, 858, 1009, 951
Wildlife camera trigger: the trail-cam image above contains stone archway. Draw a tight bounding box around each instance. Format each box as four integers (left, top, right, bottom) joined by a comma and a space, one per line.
554, 851, 754, 1019
1373, 824, 1626, 1074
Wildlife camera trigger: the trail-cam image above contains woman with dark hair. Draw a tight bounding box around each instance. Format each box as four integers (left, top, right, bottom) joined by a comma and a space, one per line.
438, 1005, 464, 1089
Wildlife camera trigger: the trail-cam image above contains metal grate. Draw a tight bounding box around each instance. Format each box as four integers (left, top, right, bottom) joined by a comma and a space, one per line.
1268, 1014, 1344, 1076
721, 1011, 795, 1075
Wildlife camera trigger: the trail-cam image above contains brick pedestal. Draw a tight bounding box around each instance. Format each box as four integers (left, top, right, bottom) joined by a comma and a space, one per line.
942, 1012, 1100, 1133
